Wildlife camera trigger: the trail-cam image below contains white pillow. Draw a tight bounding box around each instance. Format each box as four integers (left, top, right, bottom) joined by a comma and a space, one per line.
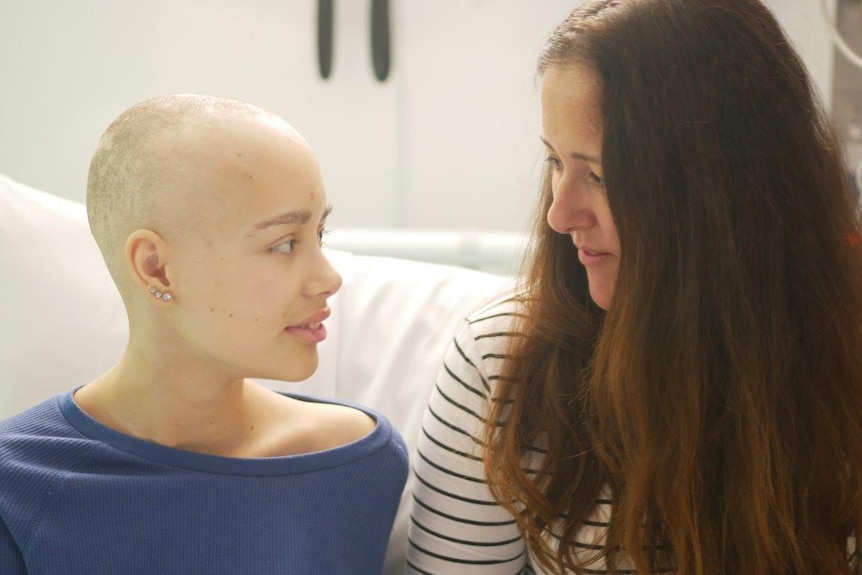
0, 174, 129, 415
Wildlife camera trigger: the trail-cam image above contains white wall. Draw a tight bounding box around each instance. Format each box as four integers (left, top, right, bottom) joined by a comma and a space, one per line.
768, 0, 837, 108
0, 0, 838, 233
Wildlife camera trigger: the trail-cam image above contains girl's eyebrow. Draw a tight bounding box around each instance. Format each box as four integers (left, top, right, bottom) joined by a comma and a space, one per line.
246, 204, 333, 237
540, 137, 601, 164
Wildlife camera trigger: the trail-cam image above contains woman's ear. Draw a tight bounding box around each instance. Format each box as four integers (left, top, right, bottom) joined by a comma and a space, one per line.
125, 229, 174, 303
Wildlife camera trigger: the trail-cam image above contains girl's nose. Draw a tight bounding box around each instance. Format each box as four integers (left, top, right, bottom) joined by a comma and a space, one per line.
306, 251, 343, 298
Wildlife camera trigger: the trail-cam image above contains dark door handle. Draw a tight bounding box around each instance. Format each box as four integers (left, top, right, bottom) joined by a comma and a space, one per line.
317, 0, 334, 79
370, 0, 390, 82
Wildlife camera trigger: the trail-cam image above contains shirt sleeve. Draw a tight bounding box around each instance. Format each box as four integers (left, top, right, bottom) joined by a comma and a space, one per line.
406, 318, 529, 575
0, 518, 27, 575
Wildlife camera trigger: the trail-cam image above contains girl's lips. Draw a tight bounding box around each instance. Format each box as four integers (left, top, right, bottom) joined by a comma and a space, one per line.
292, 309, 331, 327
285, 323, 327, 344
578, 248, 611, 267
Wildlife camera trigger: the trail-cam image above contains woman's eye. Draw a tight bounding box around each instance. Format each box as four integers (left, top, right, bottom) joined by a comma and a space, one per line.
589, 171, 605, 186
318, 228, 330, 245
271, 240, 295, 254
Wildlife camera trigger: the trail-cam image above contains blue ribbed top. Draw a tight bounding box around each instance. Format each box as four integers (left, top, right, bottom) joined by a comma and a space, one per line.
0, 390, 408, 574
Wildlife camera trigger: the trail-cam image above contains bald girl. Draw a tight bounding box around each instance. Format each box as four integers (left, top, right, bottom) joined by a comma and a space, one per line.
0, 95, 408, 575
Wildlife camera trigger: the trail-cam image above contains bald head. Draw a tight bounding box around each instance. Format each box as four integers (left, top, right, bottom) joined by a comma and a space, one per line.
86, 94, 306, 287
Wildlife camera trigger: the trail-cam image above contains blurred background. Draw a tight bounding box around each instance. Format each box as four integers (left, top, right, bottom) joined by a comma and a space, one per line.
0, 0, 859, 274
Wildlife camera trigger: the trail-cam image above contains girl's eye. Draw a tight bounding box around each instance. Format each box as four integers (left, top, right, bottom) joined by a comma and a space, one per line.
271, 240, 295, 255
318, 228, 330, 246
545, 155, 563, 171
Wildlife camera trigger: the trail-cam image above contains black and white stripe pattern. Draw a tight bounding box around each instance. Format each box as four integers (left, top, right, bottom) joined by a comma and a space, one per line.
406, 296, 615, 574
406, 296, 862, 574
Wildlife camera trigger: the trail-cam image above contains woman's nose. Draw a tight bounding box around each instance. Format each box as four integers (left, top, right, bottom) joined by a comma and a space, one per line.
546, 184, 596, 234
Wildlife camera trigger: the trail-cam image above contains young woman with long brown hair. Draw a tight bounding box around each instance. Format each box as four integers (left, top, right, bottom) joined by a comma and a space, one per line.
406, 1, 862, 573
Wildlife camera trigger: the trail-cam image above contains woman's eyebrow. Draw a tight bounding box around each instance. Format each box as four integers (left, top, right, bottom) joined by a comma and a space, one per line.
540, 137, 601, 164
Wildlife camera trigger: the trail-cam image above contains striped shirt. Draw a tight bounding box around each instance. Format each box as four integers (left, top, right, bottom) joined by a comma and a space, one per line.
406, 296, 618, 575
406, 296, 862, 575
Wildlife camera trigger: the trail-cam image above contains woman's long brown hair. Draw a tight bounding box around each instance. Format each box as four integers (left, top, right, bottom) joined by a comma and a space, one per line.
484, 1, 862, 573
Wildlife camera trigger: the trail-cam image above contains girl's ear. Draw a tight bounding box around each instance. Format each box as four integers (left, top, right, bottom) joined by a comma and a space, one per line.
125, 229, 174, 303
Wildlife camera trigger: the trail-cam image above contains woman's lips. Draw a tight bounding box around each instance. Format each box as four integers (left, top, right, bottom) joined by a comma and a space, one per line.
578, 248, 611, 267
